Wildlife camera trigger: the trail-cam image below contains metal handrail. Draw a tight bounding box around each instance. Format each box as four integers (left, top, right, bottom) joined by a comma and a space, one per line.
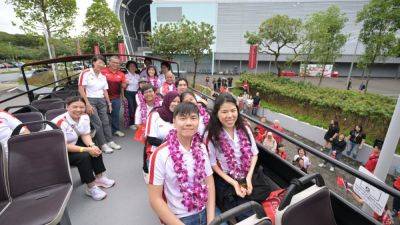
0, 74, 79, 105
190, 88, 400, 199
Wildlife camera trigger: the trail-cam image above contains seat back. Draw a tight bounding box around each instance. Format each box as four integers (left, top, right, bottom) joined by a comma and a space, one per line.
7, 121, 71, 198
12, 112, 44, 132
31, 98, 65, 114
0, 145, 10, 214
45, 108, 67, 121
51, 90, 78, 100
276, 185, 337, 225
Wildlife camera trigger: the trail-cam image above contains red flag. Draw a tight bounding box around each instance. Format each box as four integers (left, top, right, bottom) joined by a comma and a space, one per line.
248, 45, 258, 69
94, 44, 100, 54
118, 42, 127, 61
336, 176, 345, 188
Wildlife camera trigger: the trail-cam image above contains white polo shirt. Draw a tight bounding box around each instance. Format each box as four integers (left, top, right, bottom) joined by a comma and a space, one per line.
51, 112, 91, 145
125, 72, 140, 92
78, 68, 108, 98
0, 111, 23, 154
135, 103, 154, 125
149, 142, 213, 218
207, 127, 258, 175
145, 111, 174, 152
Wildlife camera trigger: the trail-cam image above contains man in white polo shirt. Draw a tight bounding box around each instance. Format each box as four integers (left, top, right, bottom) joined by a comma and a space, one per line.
148, 102, 215, 225
78, 55, 121, 153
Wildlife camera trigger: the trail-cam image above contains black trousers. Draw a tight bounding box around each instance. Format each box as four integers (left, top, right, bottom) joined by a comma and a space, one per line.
214, 175, 253, 221
125, 90, 137, 125
69, 139, 106, 184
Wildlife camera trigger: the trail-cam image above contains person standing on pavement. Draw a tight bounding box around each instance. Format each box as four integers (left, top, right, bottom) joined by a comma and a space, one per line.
346, 125, 366, 159
101, 56, 127, 137
252, 92, 261, 116
140, 57, 154, 77
124, 60, 141, 129
321, 120, 339, 151
159, 61, 170, 85
319, 134, 347, 172
78, 55, 121, 154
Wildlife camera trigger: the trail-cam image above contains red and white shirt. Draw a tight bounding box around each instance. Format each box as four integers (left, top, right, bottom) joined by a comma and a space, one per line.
149, 142, 213, 218
0, 111, 24, 153
145, 111, 174, 153
101, 67, 126, 100
207, 127, 258, 174
78, 68, 108, 98
161, 82, 176, 96
51, 112, 91, 145
134, 103, 155, 126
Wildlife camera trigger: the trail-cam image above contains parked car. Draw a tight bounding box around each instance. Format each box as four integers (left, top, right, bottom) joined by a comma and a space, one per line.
331, 71, 339, 78
31, 68, 49, 76
280, 70, 297, 77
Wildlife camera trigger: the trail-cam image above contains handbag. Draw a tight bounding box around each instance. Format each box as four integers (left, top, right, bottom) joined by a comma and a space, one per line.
247, 166, 272, 202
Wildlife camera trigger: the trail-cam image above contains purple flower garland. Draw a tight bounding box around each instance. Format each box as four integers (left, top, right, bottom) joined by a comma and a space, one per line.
198, 105, 210, 126
219, 128, 253, 180
138, 92, 161, 124
166, 129, 208, 212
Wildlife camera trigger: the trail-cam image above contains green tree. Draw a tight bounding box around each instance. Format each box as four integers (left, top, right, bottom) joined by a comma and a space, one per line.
245, 15, 302, 76
8, 0, 77, 58
84, 0, 122, 52
147, 23, 181, 60
179, 19, 215, 87
356, 0, 399, 93
306, 5, 348, 86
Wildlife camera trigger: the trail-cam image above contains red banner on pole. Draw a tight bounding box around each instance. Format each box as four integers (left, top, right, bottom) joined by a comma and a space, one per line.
248, 45, 258, 70
94, 44, 100, 54
118, 42, 127, 61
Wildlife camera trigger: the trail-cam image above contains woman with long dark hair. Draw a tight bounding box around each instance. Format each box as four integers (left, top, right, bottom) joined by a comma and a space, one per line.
205, 93, 259, 218
346, 124, 366, 159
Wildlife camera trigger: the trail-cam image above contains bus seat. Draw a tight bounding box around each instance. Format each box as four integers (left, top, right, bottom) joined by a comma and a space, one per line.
0, 121, 72, 225
51, 90, 78, 100
31, 98, 65, 114
13, 112, 44, 132
45, 108, 67, 121
275, 185, 337, 225
0, 146, 10, 216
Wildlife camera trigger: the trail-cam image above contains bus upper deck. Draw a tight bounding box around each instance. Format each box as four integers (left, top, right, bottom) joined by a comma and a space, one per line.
0, 54, 398, 225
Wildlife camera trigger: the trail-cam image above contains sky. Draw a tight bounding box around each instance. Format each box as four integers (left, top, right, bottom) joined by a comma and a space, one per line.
0, 0, 115, 36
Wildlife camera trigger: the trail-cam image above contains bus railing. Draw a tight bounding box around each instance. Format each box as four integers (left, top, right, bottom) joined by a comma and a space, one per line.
190, 87, 400, 199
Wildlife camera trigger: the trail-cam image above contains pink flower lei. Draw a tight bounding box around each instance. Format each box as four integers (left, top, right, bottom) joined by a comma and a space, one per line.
197, 105, 210, 126
138, 92, 161, 124
219, 128, 253, 180
148, 76, 159, 89
166, 129, 208, 212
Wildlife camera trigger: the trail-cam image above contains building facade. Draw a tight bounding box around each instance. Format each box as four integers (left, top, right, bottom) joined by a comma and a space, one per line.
115, 0, 400, 78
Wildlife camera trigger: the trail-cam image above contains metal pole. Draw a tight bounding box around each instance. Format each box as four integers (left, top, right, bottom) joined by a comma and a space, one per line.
346, 38, 359, 88
211, 51, 215, 76
374, 94, 400, 180
44, 29, 58, 85
362, 94, 400, 214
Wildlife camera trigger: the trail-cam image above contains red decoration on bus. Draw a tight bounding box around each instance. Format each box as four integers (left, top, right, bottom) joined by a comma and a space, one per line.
118, 43, 127, 61
94, 44, 100, 54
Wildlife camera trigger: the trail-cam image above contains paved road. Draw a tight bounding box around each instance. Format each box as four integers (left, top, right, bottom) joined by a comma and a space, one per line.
185, 74, 400, 97
0, 71, 33, 82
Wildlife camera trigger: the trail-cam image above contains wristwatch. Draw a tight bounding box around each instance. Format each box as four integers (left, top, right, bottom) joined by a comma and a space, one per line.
88, 143, 95, 147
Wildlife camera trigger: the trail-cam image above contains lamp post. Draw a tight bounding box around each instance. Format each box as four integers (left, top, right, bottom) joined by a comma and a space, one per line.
346, 36, 360, 89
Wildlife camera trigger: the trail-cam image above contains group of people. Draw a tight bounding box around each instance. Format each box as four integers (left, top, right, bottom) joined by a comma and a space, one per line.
319, 120, 368, 172
75, 55, 269, 224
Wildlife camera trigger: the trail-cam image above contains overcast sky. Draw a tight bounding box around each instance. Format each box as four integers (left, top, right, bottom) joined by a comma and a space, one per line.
0, 0, 115, 36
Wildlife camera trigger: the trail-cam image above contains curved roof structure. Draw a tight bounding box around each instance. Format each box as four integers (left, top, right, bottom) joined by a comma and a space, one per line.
114, 0, 152, 54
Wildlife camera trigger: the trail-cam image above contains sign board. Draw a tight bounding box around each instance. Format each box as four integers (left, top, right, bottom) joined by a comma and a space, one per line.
353, 166, 389, 215
248, 45, 258, 70
299, 64, 333, 77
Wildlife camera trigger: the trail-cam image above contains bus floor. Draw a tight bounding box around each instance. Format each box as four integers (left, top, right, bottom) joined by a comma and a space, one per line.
68, 128, 159, 225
